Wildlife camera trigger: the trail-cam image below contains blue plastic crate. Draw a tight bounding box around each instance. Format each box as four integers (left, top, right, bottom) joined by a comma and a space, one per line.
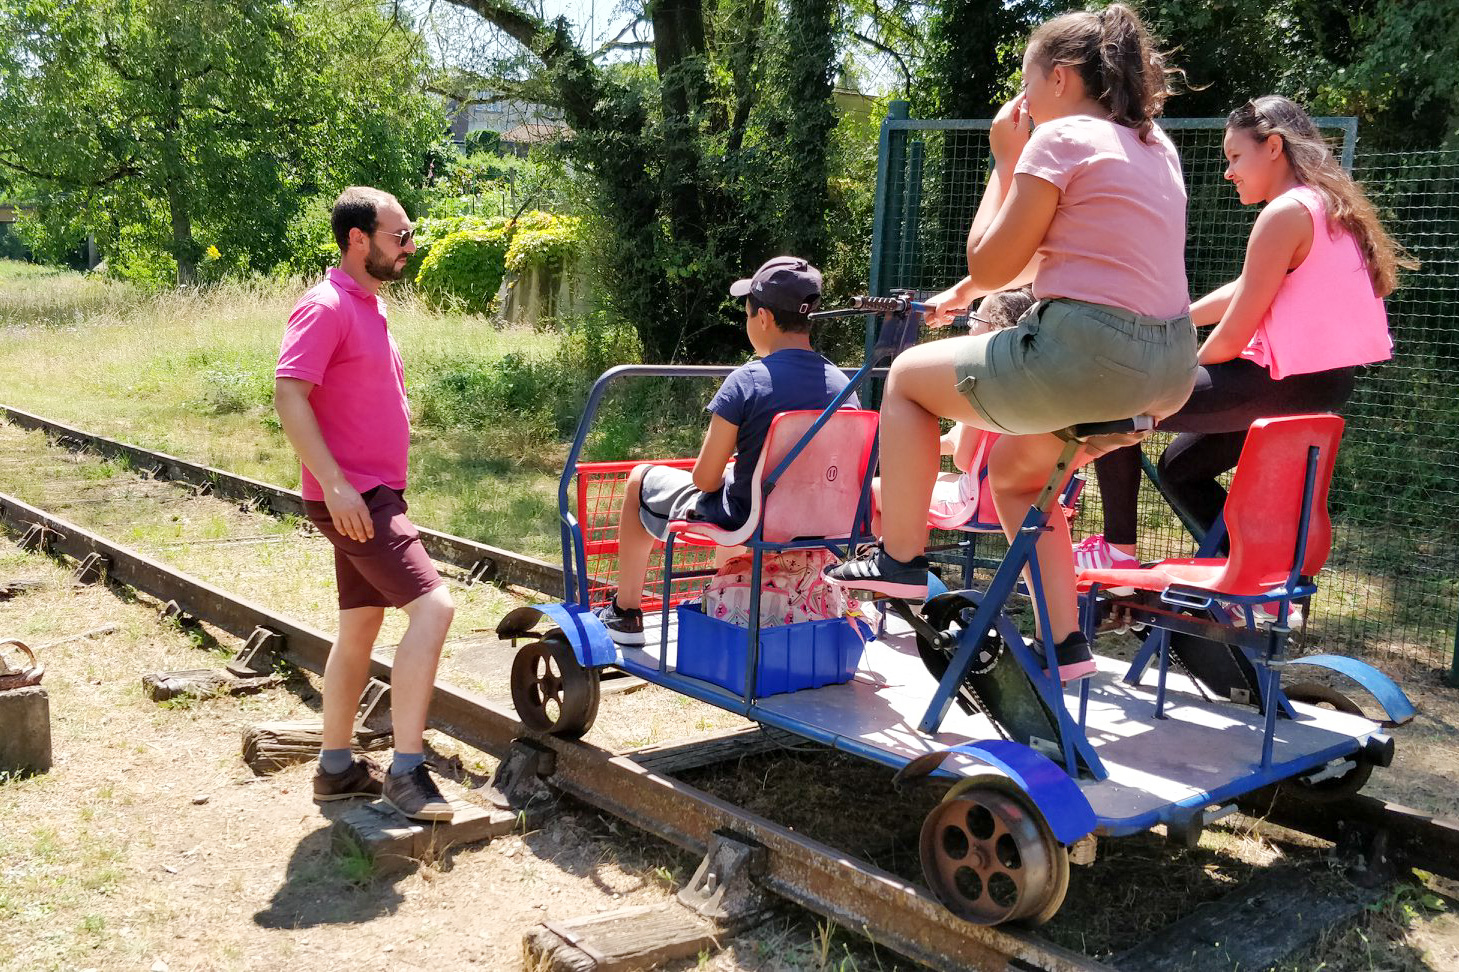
675, 602, 866, 696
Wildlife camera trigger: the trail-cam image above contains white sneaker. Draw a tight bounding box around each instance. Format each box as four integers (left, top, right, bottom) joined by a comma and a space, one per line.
1230, 601, 1305, 628
1073, 535, 1139, 571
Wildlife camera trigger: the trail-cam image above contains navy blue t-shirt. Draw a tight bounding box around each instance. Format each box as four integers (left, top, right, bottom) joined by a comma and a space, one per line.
695, 348, 857, 529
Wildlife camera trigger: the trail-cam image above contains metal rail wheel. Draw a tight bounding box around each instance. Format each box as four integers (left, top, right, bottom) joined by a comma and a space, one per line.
510, 631, 600, 738
919, 779, 1070, 926
1282, 681, 1374, 799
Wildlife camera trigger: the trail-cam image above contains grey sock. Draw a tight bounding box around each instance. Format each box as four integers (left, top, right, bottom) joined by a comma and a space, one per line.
390, 751, 426, 777
319, 748, 353, 775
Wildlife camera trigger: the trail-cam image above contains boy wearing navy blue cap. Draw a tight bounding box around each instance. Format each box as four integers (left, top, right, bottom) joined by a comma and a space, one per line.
594, 256, 858, 645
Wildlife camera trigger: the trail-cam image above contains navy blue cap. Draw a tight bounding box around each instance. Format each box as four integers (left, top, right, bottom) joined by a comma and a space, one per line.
730, 256, 823, 315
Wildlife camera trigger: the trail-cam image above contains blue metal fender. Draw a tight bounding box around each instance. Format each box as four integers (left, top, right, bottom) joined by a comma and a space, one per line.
926, 570, 949, 601
892, 739, 1096, 845
1286, 653, 1417, 725
496, 603, 617, 669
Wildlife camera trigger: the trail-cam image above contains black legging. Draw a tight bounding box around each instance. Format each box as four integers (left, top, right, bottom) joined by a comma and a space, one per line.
1095, 358, 1356, 545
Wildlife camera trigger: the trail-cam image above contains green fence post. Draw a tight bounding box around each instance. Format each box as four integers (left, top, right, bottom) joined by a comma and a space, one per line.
865, 100, 910, 403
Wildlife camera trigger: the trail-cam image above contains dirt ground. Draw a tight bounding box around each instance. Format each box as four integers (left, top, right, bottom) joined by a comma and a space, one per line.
2, 421, 1459, 971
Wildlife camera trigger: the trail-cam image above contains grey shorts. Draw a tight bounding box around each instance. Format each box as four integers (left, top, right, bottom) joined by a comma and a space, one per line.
637, 465, 710, 541
951, 298, 1198, 435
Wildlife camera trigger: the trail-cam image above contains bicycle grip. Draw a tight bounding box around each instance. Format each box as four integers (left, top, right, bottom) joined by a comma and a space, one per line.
851, 294, 910, 313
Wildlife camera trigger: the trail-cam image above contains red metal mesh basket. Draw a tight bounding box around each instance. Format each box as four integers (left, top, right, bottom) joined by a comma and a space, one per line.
575, 460, 720, 609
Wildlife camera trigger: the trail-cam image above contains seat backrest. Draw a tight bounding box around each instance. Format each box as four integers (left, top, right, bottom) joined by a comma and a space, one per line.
1217, 413, 1344, 595
756, 409, 879, 544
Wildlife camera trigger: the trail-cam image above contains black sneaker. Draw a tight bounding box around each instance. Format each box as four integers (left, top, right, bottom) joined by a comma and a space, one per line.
313, 755, 385, 802
1032, 632, 1096, 683
823, 546, 930, 599
593, 598, 645, 647
382, 764, 455, 822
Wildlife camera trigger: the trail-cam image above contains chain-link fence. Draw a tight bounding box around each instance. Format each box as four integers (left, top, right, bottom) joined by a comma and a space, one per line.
869, 104, 1459, 677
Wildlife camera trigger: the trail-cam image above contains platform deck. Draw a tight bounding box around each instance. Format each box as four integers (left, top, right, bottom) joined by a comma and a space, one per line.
618, 614, 1382, 833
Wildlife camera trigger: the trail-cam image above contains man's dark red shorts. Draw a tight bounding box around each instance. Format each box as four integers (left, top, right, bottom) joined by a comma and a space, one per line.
304, 486, 443, 610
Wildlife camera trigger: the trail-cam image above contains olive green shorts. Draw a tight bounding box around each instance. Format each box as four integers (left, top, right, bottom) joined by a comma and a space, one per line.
951, 298, 1198, 435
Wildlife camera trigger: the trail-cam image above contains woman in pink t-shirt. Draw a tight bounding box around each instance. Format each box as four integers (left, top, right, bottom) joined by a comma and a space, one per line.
1078, 95, 1416, 571
827, 5, 1198, 681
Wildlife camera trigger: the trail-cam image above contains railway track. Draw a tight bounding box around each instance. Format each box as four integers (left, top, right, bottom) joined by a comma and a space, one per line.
4, 406, 1459, 970
0, 404, 564, 596
0, 486, 1118, 972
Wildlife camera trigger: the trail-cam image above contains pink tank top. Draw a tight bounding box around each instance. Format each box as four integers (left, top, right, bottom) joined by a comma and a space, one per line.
1241, 186, 1391, 380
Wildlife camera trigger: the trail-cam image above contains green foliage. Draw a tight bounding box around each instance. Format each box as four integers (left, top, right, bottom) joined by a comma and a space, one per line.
414, 224, 513, 314
413, 210, 582, 313
504, 212, 582, 274
0, 0, 447, 284
413, 311, 642, 436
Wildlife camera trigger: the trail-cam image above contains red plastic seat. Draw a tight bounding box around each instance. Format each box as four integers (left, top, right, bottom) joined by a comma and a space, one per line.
1077, 414, 1344, 599
669, 409, 879, 547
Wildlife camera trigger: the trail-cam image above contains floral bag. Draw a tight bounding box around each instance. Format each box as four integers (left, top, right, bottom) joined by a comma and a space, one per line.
700, 548, 867, 630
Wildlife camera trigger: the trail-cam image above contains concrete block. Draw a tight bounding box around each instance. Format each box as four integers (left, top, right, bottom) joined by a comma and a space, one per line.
0, 686, 52, 775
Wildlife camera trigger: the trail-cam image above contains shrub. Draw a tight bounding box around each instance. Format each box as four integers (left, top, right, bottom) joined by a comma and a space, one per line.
504, 212, 582, 275
414, 223, 513, 314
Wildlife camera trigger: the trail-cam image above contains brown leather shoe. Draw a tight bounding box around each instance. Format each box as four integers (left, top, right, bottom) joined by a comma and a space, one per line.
382, 764, 454, 821
313, 755, 385, 802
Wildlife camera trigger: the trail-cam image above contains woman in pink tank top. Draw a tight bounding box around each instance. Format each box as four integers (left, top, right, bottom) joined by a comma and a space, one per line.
1079, 95, 1417, 569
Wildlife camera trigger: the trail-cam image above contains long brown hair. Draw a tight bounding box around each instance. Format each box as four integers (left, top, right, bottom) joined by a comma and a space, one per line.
1028, 4, 1174, 143
1228, 96, 1417, 297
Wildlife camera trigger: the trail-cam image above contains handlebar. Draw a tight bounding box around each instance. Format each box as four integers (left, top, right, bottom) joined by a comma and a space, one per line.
808, 293, 932, 321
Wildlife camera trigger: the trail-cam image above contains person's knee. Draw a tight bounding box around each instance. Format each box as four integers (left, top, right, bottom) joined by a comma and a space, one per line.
404, 584, 455, 627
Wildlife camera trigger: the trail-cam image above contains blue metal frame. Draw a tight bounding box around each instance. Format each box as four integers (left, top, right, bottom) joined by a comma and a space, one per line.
894, 741, 1096, 844
515, 103, 1402, 843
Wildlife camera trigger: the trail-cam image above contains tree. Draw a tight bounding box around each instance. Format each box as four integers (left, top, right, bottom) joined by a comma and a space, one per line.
434, 0, 846, 361
0, 0, 445, 283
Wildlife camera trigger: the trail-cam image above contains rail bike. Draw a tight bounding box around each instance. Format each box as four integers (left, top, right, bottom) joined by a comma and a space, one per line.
497, 295, 1414, 926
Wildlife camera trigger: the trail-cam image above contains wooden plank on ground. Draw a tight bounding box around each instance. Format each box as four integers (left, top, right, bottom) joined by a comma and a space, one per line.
332, 790, 518, 875
524, 903, 727, 972
241, 720, 392, 773
141, 668, 281, 702
624, 726, 779, 776
1115, 867, 1385, 972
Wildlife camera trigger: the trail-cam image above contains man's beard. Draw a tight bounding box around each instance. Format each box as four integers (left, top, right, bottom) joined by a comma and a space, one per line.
365, 241, 406, 282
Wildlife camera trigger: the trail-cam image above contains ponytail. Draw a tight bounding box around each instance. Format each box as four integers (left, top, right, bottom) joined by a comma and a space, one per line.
1228, 96, 1419, 296
1029, 4, 1175, 143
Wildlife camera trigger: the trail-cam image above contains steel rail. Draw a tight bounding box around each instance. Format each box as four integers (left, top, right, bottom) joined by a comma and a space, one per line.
0, 405, 564, 597
1251, 792, 1459, 883
0, 489, 1112, 972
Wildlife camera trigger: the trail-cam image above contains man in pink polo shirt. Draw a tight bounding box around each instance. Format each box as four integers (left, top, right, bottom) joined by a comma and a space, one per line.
275, 186, 455, 822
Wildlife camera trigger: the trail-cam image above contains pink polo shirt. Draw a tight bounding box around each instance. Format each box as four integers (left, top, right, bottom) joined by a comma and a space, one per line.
1015, 115, 1190, 319
276, 268, 410, 501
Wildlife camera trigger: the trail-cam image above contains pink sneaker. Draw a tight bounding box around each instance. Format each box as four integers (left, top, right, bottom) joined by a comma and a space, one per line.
1073, 535, 1139, 571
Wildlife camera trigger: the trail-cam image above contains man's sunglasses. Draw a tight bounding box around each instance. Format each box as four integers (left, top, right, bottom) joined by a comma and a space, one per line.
376, 228, 415, 246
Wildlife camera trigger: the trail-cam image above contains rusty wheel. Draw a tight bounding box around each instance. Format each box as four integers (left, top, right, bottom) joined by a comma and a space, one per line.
919, 781, 1069, 926
510, 632, 600, 739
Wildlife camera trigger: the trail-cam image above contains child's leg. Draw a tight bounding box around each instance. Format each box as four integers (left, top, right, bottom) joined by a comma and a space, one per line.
613, 464, 657, 609
1091, 446, 1142, 557
869, 478, 882, 537
988, 434, 1083, 643
878, 342, 1000, 562
1156, 430, 1246, 548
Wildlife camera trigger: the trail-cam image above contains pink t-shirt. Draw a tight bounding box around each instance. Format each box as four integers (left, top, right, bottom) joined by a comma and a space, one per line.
1241, 186, 1391, 379
276, 268, 411, 501
1015, 115, 1190, 319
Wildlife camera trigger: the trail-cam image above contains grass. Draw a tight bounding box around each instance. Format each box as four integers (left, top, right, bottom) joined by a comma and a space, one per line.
0, 260, 712, 559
